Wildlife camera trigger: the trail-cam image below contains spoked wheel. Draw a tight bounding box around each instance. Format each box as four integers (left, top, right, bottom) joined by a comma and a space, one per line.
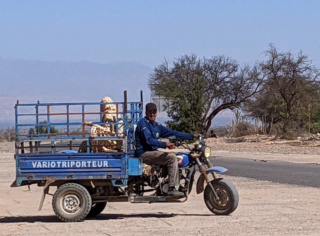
204, 178, 239, 215
87, 202, 107, 218
52, 183, 92, 222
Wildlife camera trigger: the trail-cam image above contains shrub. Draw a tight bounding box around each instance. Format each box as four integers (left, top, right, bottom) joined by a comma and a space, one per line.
311, 122, 320, 134
233, 122, 255, 137
0, 127, 15, 141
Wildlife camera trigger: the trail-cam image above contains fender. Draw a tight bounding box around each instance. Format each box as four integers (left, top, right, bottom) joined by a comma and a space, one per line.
196, 166, 228, 194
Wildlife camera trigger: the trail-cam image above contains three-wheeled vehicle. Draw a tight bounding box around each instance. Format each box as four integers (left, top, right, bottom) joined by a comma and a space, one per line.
11, 91, 238, 222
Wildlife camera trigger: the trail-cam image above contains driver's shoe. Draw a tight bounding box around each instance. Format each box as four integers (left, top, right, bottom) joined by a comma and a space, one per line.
167, 188, 184, 197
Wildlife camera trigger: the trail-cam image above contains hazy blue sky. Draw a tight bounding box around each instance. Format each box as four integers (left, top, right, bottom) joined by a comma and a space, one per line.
0, 0, 319, 67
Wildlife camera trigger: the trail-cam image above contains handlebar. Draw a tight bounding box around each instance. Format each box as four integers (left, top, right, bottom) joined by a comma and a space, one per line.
169, 134, 204, 150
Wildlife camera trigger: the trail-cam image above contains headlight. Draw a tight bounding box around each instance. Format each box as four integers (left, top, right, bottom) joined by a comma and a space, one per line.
203, 146, 211, 158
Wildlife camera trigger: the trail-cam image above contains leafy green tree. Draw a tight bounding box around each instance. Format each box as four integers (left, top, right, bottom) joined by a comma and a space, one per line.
151, 55, 205, 133
150, 54, 263, 134
245, 89, 286, 134
310, 102, 320, 133
28, 128, 35, 135
36, 121, 59, 134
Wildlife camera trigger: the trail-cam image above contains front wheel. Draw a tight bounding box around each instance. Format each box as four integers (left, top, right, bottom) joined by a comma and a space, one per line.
204, 179, 239, 215
52, 183, 92, 222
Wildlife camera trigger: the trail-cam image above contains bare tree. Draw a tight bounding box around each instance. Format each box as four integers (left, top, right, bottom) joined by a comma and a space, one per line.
0, 127, 15, 141
260, 45, 320, 137
200, 57, 264, 133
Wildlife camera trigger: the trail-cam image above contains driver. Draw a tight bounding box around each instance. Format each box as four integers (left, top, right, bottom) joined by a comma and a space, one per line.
135, 103, 198, 197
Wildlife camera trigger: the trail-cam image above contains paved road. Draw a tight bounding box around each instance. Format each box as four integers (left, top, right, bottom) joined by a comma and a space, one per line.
212, 156, 320, 188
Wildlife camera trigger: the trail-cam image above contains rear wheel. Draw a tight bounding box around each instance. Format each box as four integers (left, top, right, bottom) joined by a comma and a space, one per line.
87, 202, 107, 218
52, 183, 92, 222
204, 178, 239, 215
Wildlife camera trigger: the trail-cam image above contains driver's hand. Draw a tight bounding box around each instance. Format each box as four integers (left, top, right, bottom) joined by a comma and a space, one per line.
193, 134, 199, 138
166, 142, 176, 149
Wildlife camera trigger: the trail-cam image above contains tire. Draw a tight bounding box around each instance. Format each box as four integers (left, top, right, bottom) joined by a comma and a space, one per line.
87, 202, 107, 218
204, 178, 239, 215
52, 183, 92, 222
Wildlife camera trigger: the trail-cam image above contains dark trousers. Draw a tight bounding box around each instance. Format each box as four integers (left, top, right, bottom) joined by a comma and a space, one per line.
141, 151, 179, 188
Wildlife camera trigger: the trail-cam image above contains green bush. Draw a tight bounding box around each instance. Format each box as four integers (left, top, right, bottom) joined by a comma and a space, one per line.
35, 121, 58, 134
233, 122, 255, 137
281, 130, 297, 140
311, 122, 320, 134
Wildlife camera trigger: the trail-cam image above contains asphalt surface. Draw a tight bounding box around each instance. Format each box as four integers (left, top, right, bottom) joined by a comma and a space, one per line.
212, 156, 320, 188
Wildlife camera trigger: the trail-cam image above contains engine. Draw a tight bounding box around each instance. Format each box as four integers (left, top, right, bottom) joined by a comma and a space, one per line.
142, 164, 168, 188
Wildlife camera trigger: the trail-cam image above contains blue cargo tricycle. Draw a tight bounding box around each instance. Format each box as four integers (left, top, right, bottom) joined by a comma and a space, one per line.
11, 91, 238, 222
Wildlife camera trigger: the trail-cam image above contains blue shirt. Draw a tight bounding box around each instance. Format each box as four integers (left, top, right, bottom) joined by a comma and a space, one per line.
134, 117, 194, 157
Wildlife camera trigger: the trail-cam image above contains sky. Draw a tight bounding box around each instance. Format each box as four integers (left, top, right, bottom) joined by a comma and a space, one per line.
0, 0, 320, 68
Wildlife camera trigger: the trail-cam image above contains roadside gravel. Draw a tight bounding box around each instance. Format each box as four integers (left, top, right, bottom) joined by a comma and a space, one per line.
206, 137, 320, 164
207, 136, 320, 155
0, 142, 15, 154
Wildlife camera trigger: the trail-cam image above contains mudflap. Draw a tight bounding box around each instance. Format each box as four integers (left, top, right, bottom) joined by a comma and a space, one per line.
38, 178, 55, 211
196, 166, 228, 194
10, 180, 17, 187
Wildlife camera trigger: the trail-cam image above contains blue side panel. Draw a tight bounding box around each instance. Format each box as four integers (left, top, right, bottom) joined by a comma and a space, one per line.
15, 153, 128, 186
177, 152, 190, 168
128, 157, 142, 176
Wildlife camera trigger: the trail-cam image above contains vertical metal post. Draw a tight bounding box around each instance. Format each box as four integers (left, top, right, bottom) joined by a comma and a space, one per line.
123, 90, 128, 136
86, 139, 90, 153
116, 103, 119, 133
21, 142, 24, 154
140, 90, 143, 104
82, 104, 85, 138
140, 90, 144, 119
29, 141, 33, 153
15, 101, 19, 139
47, 104, 50, 136
100, 99, 103, 124
36, 101, 39, 134
51, 140, 55, 154
67, 104, 70, 135
124, 90, 128, 114
35, 141, 39, 152
130, 102, 135, 122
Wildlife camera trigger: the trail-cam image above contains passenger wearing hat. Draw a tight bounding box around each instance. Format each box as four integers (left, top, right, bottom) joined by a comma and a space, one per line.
135, 103, 198, 197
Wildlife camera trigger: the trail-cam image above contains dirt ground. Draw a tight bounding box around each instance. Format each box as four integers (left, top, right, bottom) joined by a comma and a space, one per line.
0, 139, 319, 236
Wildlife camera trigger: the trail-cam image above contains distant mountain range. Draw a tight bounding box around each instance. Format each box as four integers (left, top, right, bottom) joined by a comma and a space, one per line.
0, 57, 232, 129
0, 57, 153, 127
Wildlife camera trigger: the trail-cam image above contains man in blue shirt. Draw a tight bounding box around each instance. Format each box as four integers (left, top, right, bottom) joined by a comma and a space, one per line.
135, 103, 197, 197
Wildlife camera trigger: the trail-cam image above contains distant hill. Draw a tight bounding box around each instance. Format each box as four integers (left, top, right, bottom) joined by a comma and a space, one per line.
0, 57, 153, 127
0, 57, 152, 101
0, 57, 233, 129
